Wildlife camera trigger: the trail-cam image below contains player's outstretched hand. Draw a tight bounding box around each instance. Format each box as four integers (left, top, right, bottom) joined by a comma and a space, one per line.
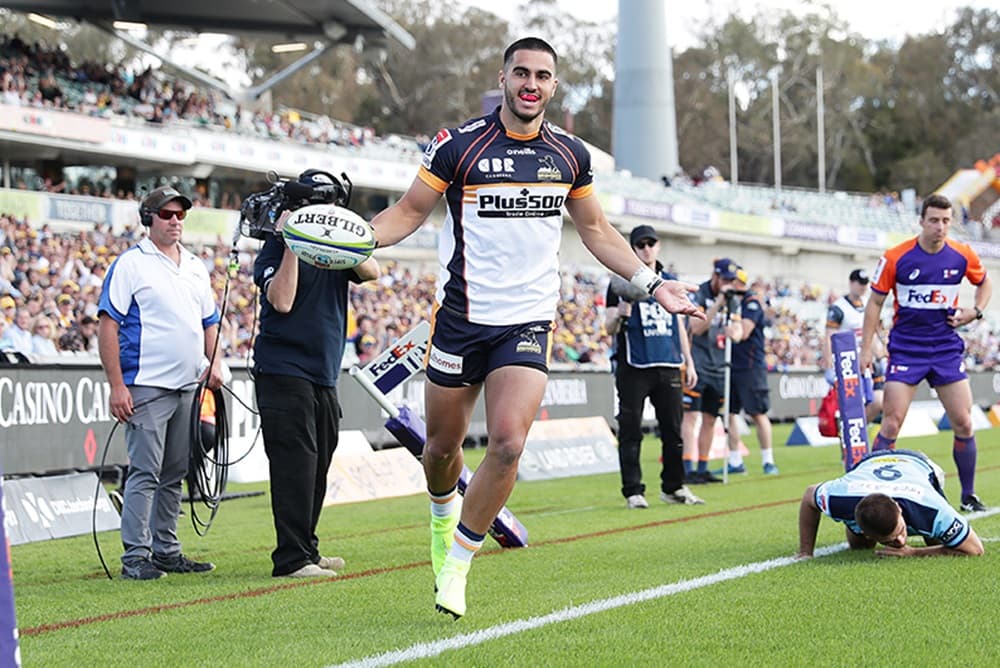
654, 280, 706, 320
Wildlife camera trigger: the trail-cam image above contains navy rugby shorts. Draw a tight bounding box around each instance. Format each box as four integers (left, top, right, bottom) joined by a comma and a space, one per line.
425, 307, 552, 387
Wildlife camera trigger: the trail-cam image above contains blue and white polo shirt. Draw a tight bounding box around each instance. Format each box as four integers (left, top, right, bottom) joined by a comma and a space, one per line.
98, 238, 220, 389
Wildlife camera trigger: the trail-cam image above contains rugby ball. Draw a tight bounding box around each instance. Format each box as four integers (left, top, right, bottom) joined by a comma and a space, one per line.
282, 204, 375, 270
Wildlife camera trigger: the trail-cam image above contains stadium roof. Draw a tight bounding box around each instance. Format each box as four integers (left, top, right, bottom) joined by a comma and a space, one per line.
1, 0, 414, 49
1, 0, 414, 100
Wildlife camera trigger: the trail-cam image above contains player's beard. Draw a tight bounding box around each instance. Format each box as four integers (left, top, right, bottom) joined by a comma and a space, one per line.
504, 85, 546, 124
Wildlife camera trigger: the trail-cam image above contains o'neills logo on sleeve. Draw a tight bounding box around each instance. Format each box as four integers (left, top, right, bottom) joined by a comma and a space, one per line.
428, 345, 463, 374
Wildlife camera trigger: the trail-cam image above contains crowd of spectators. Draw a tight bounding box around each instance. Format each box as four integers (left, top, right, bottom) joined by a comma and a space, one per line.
4, 210, 1000, 375
0, 33, 424, 158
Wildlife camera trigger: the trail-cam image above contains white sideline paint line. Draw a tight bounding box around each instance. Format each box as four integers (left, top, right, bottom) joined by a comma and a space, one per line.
330, 544, 848, 668
331, 507, 1000, 668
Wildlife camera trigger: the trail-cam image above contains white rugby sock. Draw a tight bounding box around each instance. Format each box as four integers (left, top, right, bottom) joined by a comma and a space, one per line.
429, 486, 458, 519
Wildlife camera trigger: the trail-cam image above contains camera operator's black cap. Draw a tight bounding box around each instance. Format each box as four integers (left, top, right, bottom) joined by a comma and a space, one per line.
849, 268, 870, 284
629, 225, 658, 246
714, 257, 739, 280
142, 185, 192, 211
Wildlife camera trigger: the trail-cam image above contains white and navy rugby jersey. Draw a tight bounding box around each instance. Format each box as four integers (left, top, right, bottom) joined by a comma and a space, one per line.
814, 450, 969, 548
98, 238, 220, 389
418, 107, 594, 325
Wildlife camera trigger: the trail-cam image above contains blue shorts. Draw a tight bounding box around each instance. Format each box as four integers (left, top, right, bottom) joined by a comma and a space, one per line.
886, 350, 967, 387
683, 373, 725, 416
425, 307, 552, 387
730, 368, 770, 415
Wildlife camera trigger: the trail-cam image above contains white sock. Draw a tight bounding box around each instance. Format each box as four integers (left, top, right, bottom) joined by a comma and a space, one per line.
429, 487, 458, 519
729, 450, 744, 467
761, 449, 775, 465
449, 526, 484, 563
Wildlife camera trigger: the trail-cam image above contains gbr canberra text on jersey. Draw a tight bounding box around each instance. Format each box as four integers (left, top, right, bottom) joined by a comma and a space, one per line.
418, 108, 594, 325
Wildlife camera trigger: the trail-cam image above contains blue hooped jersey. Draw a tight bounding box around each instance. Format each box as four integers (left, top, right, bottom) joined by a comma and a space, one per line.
814, 450, 969, 547
418, 107, 593, 325
606, 268, 684, 368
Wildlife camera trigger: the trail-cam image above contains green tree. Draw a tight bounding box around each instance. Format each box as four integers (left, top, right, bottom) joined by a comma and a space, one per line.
356, 0, 510, 135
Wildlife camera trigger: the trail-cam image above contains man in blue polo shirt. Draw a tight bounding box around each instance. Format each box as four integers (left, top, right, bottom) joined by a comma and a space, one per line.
99, 185, 224, 580
797, 449, 984, 558
253, 170, 380, 578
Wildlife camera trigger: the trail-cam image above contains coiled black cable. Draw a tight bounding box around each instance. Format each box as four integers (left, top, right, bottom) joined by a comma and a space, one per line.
185, 385, 229, 536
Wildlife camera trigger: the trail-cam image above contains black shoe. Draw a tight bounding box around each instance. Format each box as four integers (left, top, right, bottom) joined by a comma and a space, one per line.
692, 470, 724, 484
121, 559, 167, 580
961, 494, 987, 512
152, 553, 216, 573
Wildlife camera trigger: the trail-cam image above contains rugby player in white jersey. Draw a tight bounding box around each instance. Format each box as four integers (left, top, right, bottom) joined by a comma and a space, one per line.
370, 36, 704, 618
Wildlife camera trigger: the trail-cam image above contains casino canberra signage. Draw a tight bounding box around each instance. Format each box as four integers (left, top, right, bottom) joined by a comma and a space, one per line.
0, 375, 111, 428
777, 373, 830, 400
2, 362, 995, 476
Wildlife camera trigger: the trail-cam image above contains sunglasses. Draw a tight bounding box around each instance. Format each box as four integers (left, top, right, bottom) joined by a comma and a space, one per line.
157, 208, 187, 220
634, 239, 657, 249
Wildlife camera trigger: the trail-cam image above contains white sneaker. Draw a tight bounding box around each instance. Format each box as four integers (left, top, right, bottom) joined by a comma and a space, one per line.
281, 564, 337, 578
660, 486, 705, 505
626, 494, 649, 509
317, 556, 345, 572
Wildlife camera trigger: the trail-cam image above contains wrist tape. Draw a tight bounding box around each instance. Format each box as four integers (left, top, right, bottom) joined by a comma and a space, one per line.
630, 265, 664, 297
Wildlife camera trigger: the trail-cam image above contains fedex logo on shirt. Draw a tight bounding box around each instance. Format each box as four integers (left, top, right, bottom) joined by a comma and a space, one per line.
898, 283, 959, 310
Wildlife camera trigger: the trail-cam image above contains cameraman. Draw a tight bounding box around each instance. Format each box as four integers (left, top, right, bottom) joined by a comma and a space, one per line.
723, 268, 779, 475
252, 170, 380, 578
606, 226, 704, 509
684, 258, 741, 483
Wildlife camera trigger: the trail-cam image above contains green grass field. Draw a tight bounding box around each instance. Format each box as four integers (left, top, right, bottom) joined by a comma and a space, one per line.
11, 423, 1000, 667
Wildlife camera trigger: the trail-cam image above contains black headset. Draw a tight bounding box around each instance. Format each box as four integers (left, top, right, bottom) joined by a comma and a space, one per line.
282, 169, 352, 208
139, 206, 154, 227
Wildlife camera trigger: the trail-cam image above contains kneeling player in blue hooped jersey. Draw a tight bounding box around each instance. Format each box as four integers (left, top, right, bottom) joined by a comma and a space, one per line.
797, 449, 984, 558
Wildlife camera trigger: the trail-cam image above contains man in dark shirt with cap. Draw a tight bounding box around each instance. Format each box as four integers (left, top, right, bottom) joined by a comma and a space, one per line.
605, 225, 704, 508
684, 257, 742, 483
253, 169, 380, 578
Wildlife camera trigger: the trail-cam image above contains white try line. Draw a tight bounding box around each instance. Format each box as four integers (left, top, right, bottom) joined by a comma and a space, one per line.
331, 507, 1000, 668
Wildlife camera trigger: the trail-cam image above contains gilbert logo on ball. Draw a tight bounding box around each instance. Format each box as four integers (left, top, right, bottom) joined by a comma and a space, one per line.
282, 204, 376, 270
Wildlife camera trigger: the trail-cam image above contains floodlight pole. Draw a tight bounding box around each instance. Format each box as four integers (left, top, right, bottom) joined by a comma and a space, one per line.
771, 69, 782, 194
728, 66, 738, 186
817, 66, 826, 194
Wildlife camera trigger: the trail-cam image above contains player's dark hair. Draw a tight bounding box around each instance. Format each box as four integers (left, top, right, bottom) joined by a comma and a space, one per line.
854, 493, 900, 539
503, 37, 558, 69
921, 193, 952, 219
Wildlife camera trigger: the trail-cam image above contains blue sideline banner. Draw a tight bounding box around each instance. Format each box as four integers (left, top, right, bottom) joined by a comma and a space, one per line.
831, 331, 869, 471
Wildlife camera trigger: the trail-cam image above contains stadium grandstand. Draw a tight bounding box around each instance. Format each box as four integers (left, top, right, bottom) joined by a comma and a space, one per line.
2, 8, 1000, 375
